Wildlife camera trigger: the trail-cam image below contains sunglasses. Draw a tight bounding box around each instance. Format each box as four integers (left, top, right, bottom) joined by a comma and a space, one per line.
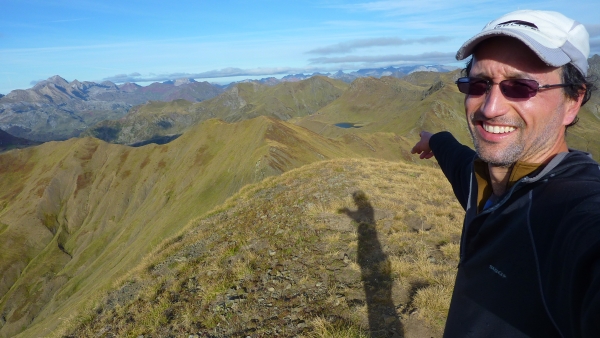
455, 77, 575, 99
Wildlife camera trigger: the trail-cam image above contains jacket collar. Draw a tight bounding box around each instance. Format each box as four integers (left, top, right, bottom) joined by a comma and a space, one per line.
474, 159, 543, 212
472, 149, 598, 212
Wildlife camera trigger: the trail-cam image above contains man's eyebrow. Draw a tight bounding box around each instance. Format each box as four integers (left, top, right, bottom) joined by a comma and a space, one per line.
470, 70, 535, 80
505, 71, 536, 80
469, 71, 489, 79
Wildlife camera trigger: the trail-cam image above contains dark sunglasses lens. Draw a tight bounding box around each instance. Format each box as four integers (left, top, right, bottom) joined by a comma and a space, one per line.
499, 79, 538, 98
457, 78, 488, 95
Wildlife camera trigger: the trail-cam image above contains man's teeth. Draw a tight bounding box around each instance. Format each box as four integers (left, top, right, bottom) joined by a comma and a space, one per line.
483, 124, 516, 134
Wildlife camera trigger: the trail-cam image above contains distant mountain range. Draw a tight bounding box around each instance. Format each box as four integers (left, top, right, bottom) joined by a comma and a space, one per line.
0, 65, 455, 143
0, 57, 598, 147
243, 64, 458, 86
0, 76, 224, 142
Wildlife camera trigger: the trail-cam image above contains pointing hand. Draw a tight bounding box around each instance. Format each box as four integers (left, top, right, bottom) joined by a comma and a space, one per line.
411, 131, 434, 159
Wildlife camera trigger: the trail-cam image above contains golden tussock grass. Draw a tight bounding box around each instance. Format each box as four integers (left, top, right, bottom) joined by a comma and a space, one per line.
62, 157, 463, 337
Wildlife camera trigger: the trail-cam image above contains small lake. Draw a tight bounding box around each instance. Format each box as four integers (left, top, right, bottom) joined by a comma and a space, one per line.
334, 122, 363, 129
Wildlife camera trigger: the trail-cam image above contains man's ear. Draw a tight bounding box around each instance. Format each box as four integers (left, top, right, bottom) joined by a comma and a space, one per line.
562, 87, 585, 126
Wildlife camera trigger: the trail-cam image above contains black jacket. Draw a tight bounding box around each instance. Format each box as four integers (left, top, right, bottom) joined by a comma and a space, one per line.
430, 131, 600, 338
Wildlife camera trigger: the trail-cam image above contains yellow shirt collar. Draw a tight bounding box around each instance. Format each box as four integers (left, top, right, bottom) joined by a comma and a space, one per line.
474, 159, 543, 212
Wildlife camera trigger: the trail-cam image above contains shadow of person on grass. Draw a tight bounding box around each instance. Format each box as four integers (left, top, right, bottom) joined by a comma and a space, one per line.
339, 191, 404, 338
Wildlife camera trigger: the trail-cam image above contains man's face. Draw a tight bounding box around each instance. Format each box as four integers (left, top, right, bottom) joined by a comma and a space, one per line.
465, 37, 580, 166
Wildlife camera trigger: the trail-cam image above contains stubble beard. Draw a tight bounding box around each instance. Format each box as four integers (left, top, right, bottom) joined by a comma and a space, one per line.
469, 110, 563, 167
470, 130, 524, 167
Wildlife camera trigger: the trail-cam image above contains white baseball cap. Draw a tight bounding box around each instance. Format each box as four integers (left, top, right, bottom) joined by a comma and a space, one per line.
456, 10, 590, 76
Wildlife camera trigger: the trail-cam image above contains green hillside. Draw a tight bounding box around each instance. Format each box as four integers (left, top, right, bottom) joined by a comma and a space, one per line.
0, 116, 407, 338
63, 158, 463, 338
295, 71, 472, 147
84, 76, 349, 145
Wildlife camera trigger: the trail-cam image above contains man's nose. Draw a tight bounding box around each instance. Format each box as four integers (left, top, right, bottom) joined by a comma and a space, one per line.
478, 83, 511, 118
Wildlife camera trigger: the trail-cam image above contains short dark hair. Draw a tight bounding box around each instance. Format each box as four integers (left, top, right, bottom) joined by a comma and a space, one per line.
463, 58, 596, 127
561, 62, 595, 106
561, 63, 596, 127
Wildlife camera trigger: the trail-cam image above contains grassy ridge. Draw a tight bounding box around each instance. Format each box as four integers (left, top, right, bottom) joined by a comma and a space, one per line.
0, 117, 408, 338
62, 158, 463, 338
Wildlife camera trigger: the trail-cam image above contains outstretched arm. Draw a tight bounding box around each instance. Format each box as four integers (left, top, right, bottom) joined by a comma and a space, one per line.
411, 131, 434, 159
412, 131, 477, 210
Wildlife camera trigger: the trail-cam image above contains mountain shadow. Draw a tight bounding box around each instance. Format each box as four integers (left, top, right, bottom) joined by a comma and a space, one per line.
0, 128, 41, 152
339, 191, 403, 338
129, 134, 181, 147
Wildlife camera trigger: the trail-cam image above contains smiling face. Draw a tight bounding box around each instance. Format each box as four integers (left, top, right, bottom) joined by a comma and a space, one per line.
465, 37, 581, 167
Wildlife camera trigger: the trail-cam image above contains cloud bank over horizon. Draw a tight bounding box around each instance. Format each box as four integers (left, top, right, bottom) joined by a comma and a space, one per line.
308, 51, 455, 65
306, 36, 453, 55
101, 67, 313, 84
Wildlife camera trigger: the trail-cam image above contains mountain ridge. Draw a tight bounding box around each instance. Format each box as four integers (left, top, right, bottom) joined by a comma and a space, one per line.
83, 76, 350, 145
62, 157, 463, 338
0, 76, 224, 142
1, 56, 597, 144
0, 64, 459, 143
0, 115, 411, 338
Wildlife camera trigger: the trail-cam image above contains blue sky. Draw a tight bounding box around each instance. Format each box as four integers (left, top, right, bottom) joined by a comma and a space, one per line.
1, 0, 599, 94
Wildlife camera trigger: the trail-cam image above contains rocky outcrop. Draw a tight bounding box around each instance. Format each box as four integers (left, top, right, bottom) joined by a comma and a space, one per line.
0, 76, 224, 141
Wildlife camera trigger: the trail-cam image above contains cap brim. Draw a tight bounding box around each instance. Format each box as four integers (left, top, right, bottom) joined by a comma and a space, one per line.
455, 29, 571, 68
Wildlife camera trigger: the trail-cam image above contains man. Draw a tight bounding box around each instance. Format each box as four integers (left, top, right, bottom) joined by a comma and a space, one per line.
411, 10, 600, 337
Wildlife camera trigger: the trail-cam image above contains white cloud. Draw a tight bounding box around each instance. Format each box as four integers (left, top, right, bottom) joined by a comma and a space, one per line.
308, 52, 455, 65
102, 67, 320, 84
99, 51, 459, 84
306, 36, 452, 55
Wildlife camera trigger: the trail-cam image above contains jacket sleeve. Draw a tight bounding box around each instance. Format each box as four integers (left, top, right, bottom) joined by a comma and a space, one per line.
565, 206, 600, 337
429, 131, 476, 210
546, 198, 600, 337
